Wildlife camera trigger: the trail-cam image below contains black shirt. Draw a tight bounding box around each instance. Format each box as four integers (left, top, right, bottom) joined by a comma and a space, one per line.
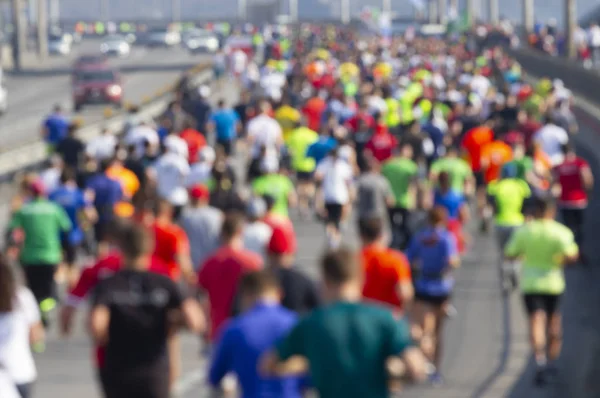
273, 267, 321, 315
124, 158, 147, 187
56, 137, 85, 168
92, 270, 185, 375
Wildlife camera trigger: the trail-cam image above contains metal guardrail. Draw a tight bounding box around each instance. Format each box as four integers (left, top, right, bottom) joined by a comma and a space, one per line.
0, 64, 213, 183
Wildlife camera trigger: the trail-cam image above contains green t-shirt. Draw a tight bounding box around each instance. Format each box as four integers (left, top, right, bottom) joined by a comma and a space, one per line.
503, 157, 533, 181
10, 199, 72, 265
382, 157, 418, 209
505, 219, 578, 295
287, 127, 319, 173
277, 301, 413, 398
487, 178, 531, 226
252, 174, 294, 217
430, 157, 473, 193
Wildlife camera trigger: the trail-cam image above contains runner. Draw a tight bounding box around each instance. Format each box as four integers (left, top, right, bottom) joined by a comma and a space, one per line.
251, 157, 296, 218
8, 179, 71, 327
504, 197, 579, 386
286, 119, 319, 218
406, 207, 460, 385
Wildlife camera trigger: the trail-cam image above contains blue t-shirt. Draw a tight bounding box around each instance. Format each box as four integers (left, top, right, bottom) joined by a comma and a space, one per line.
209, 303, 303, 398
306, 137, 337, 165
44, 114, 69, 145
406, 227, 457, 296
434, 189, 465, 220
85, 174, 123, 222
49, 185, 89, 244
422, 122, 444, 159
210, 109, 239, 141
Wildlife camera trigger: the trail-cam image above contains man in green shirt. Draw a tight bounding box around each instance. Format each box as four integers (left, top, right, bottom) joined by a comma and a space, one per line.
9, 179, 71, 326
504, 197, 578, 386
286, 121, 319, 218
381, 143, 418, 250
429, 145, 474, 194
252, 157, 297, 218
260, 248, 426, 397
487, 164, 531, 293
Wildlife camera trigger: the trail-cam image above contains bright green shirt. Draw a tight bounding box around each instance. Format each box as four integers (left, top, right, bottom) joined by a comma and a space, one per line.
505, 219, 578, 295
252, 174, 294, 217
382, 157, 418, 209
487, 178, 531, 226
277, 302, 413, 398
10, 199, 72, 265
430, 157, 473, 193
287, 127, 319, 173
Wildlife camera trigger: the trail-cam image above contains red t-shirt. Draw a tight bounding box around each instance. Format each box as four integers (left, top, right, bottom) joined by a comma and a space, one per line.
344, 112, 376, 133
365, 125, 398, 162
518, 120, 542, 149
198, 246, 263, 340
553, 156, 589, 207
263, 213, 297, 254
179, 128, 206, 164
302, 97, 326, 132
67, 251, 170, 368
461, 126, 494, 172
152, 221, 190, 280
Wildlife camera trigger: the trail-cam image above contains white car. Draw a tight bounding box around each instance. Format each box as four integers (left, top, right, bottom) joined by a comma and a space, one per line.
185, 31, 220, 54
49, 36, 72, 56
100, 35, 131, 57
146, 29, 181, 47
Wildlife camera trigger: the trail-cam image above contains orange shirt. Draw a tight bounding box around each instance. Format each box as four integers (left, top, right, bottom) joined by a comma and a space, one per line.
302, 97, 326, 132
106, 164, 140, 218
180, 128, 207, 164
461, 126, 494, 172
480, 141, 513, 183
152, 221, 190, 280
361, 245, 412, 311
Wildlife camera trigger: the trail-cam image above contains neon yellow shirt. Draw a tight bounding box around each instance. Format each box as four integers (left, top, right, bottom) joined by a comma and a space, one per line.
505, 219, 578, 295
275, 105, 301, 143
287, 127, 319, 173
487, 178, 531, 226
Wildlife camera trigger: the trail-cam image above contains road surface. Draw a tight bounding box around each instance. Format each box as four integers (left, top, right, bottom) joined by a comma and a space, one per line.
0, 39, 207, 151
1, 82, 600, 398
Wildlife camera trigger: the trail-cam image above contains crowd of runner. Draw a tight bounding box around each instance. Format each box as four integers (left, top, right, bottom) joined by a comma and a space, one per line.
0, 22, 592, 398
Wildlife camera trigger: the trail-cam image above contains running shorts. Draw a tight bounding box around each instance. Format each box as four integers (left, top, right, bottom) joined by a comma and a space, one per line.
415, 292, 451, 307
324, 202, 344, 229
296, 171, 314, 182
61, 235, 79, 265
523, 294, 562, 316
22, 264, 57, 305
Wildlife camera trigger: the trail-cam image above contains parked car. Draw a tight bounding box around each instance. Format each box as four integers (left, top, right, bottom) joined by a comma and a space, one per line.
73, 54, 109, 70
72, 66, 123, 112
184, 30, 220, 54
100, 35, 131, 57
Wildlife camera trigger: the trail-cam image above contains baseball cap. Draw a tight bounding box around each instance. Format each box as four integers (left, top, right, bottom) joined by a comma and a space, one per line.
29, 179, 45, 196
198, 85, 211, 98
246, 197, 267, 219
268, 226, 294, 255
189, 184, 210, 200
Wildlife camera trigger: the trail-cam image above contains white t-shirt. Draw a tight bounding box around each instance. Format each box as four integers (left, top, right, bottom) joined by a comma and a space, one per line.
86, 134, 117, 161
260, 72, 286, 101
231, 50, 248, 73
40, 167, 60, 193
0, 287, 40, 385
125, 125, 159, 158
0, 370, 20, 398
316, 156, 353, 204
186, 162, 213, 188
153, 152, 191, 206
247, 114, 282, 158
589, 26, 600, 47
243, 221, 273, 259
534, 124, 569, 166
368, 96, 388, 115
470, 75, 491, 98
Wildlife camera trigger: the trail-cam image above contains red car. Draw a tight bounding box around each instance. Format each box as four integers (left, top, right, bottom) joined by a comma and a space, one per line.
72, 66, 123, 112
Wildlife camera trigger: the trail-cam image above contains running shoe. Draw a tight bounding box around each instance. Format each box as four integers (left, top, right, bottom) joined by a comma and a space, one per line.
534, 367, 547, 387
429, 372, 444, 386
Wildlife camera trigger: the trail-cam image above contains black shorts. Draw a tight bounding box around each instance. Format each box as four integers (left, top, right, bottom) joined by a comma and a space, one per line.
324, 202, 344, 228
94, 221, 111, 243
415, 292, 451, 307
61, 235, 79, 265
22, 264, 57, 305
523, 293, 562, 316
217, 139, 234, 156
101, 372, 170, 398
296, 171, 314, 182
474, 170, 486, 188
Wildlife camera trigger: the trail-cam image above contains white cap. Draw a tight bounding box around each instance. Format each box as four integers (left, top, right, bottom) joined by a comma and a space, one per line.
199, 146, 215, 164
164, 135, 188, 159
198, 85, 211, 98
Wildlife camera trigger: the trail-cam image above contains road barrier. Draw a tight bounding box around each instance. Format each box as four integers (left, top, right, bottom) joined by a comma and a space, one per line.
0, 64, 213, 182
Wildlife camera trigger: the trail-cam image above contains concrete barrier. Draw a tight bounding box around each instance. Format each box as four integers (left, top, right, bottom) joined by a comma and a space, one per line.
510, 48, 600, 105
0, 68, 213, 182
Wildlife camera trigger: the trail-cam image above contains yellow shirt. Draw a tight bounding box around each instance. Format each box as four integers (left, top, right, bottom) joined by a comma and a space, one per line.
275, 105, 301, 144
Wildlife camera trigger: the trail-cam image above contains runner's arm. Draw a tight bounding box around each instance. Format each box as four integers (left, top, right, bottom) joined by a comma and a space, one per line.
88, 305, 110, 346
581, 163, 594, 192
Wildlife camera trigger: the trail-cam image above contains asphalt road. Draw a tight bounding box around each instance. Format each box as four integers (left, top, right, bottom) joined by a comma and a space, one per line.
1, 82, 600, 397
0, 39, 207, 151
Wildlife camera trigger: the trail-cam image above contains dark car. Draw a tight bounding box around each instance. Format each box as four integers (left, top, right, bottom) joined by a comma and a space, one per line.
72, 66, 123, 112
